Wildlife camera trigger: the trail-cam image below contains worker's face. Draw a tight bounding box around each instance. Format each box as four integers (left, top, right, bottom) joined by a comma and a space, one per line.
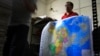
65, 3, 73, 12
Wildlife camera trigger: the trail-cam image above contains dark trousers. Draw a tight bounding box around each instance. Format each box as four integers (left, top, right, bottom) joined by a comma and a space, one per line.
3, 25, 29, 56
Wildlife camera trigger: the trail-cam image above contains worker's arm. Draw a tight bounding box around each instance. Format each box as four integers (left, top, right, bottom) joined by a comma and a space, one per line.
24, 0, 37, 13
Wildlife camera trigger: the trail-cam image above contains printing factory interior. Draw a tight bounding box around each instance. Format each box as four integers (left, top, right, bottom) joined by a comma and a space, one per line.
0, 0, 100, 56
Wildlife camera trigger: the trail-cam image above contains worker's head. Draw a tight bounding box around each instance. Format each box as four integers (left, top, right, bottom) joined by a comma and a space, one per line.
65, 1, 74, 12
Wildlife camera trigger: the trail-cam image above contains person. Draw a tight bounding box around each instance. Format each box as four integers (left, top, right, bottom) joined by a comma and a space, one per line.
62, 1, 78, 19
3, 0, 37, 56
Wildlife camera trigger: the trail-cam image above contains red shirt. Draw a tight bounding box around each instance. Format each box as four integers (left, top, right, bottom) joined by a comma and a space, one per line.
62, 11, 78, 19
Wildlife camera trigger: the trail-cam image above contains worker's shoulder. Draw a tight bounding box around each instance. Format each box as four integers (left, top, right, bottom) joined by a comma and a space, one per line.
73, 12, 78, 15
73, 12, 78, 14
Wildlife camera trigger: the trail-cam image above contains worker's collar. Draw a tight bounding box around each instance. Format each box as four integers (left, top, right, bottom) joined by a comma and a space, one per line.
65, 11, 73, 15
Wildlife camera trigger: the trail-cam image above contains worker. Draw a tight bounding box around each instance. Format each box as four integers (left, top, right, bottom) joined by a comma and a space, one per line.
3, 0, 37, 56
62, 1, 78, 19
